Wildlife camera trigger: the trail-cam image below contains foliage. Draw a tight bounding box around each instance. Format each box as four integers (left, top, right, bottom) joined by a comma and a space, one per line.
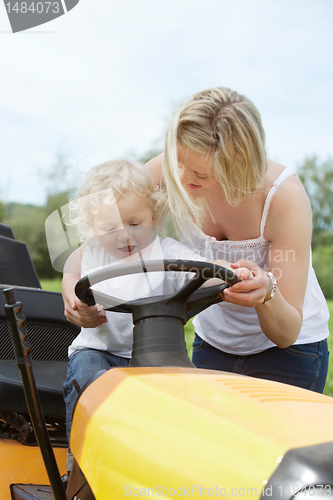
312, 245, 333, 300
1, 196, 70, 279
37, 151, 76, 196
324, 300, 333, 397
0, 201, 4, 222
298, 156, 333, 246
137, 148, 162, 165
298, 156, 333, 301
1, 152, 75, 279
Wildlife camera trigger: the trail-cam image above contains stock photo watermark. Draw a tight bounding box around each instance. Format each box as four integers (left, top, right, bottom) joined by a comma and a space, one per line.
123, 485, 259, 497
123, 484, 333, 497
3, 0, 80, 33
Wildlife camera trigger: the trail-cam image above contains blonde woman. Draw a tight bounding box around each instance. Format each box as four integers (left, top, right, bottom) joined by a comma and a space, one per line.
146, 87, 329, 393
62, 88, 329, 393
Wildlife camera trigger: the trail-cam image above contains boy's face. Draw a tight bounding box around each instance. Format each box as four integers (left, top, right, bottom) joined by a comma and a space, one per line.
91, 191, 155, 261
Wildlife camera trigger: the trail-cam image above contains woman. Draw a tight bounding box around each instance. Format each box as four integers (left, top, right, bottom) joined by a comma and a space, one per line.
62, 86, 329, 392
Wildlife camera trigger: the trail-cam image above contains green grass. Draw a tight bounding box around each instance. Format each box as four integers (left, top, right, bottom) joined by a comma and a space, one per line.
40, 278, 62, 292
325, 301, 333, 396
185, 319, 195, 358
40, 278, 333, 396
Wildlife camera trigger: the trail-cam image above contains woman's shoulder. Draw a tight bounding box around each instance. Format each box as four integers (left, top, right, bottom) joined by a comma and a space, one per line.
264, 160, 312, 240
266, 159, 308, 198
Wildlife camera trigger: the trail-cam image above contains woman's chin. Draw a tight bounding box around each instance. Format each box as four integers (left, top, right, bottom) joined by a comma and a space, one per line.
185, 187, 205, 198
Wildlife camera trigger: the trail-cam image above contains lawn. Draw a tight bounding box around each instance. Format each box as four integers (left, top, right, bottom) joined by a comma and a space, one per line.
324, 300, 333, 396
41, 278, 333, 396
40, 277, 62, 292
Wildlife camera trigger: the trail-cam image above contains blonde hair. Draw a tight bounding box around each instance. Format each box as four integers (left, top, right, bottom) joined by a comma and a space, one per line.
69, 159, 168, 240
164, 87, 267, 235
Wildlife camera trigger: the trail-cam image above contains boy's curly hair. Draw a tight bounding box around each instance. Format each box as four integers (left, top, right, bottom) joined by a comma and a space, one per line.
69, 159, 168, 241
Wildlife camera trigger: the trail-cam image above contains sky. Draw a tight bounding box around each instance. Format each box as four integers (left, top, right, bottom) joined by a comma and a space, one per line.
0, 0, 332, 206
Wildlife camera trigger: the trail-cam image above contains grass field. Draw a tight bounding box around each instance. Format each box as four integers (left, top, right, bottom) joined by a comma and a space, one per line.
40, 278, 62, 292
41, 279, 333, 397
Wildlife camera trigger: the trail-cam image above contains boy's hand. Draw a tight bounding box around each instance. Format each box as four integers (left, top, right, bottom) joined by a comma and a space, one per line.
233, 267, 254, 282
74, 298, 108, 328
63, 292, 108, 328
62, 274, 108, 328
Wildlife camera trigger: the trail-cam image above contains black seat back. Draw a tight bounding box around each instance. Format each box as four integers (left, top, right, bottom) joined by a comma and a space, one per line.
0, 223, 41, 288
0, 223, 15, 239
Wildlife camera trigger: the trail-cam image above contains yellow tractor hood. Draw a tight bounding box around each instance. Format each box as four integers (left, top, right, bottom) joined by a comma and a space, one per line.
71, 367, 333, 499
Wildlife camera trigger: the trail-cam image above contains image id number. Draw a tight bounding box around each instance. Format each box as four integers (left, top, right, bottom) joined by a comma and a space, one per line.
279, 485, 332, 496
5, 2, 60, 14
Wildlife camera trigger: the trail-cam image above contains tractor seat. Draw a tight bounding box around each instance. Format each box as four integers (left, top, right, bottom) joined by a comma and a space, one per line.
0, 359, 67, 423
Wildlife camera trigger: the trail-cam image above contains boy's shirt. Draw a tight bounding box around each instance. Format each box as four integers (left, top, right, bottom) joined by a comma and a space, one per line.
68, 236, 205, 358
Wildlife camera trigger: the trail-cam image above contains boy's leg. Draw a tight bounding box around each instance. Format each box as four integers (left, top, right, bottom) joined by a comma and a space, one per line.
63, 348, 130, 474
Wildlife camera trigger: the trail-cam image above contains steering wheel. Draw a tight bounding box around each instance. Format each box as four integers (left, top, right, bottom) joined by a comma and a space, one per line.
75, 260, 239, 368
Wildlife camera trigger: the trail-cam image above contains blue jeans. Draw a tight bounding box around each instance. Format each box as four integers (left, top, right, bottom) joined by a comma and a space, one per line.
62, 348, 130, 442
192, 333, 329, 393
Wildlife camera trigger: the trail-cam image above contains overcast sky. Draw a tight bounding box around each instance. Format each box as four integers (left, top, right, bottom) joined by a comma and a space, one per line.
1, 0, 332, 205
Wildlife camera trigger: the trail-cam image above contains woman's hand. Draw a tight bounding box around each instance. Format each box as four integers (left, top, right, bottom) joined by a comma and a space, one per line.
221, 259, 271, 307
221, 257, 304, 349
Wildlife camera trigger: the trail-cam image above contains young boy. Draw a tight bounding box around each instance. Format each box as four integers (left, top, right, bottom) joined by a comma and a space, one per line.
62, 159, 251, 473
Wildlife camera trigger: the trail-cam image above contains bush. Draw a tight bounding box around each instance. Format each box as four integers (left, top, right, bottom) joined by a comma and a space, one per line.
2, 189, 74, 279
312, 245, 333, 300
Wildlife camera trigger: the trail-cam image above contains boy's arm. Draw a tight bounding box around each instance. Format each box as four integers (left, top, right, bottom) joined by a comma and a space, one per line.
62, 245, 107, 328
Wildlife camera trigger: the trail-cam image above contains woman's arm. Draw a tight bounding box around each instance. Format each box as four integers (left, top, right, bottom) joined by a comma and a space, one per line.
222, 176, 312, 348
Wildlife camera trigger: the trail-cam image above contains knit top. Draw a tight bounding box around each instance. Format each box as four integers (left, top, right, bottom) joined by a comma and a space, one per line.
180, 168, 329, 354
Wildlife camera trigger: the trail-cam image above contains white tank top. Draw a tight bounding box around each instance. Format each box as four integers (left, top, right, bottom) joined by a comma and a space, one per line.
180, 168, 330, 354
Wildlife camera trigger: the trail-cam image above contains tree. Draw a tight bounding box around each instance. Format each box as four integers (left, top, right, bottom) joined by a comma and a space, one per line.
137, 148, 162, 165
298, 156, 333, 246
312, 245, 333, 299
37, 151, 76, 196
298, 156, 333, 298
2, 152, 76, 279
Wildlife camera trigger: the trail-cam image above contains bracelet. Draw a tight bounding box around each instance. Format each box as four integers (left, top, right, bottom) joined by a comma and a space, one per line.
262, 271, 277, 304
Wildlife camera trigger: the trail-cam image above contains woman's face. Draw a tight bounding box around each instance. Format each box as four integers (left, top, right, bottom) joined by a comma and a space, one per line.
177, 145, 220, 198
